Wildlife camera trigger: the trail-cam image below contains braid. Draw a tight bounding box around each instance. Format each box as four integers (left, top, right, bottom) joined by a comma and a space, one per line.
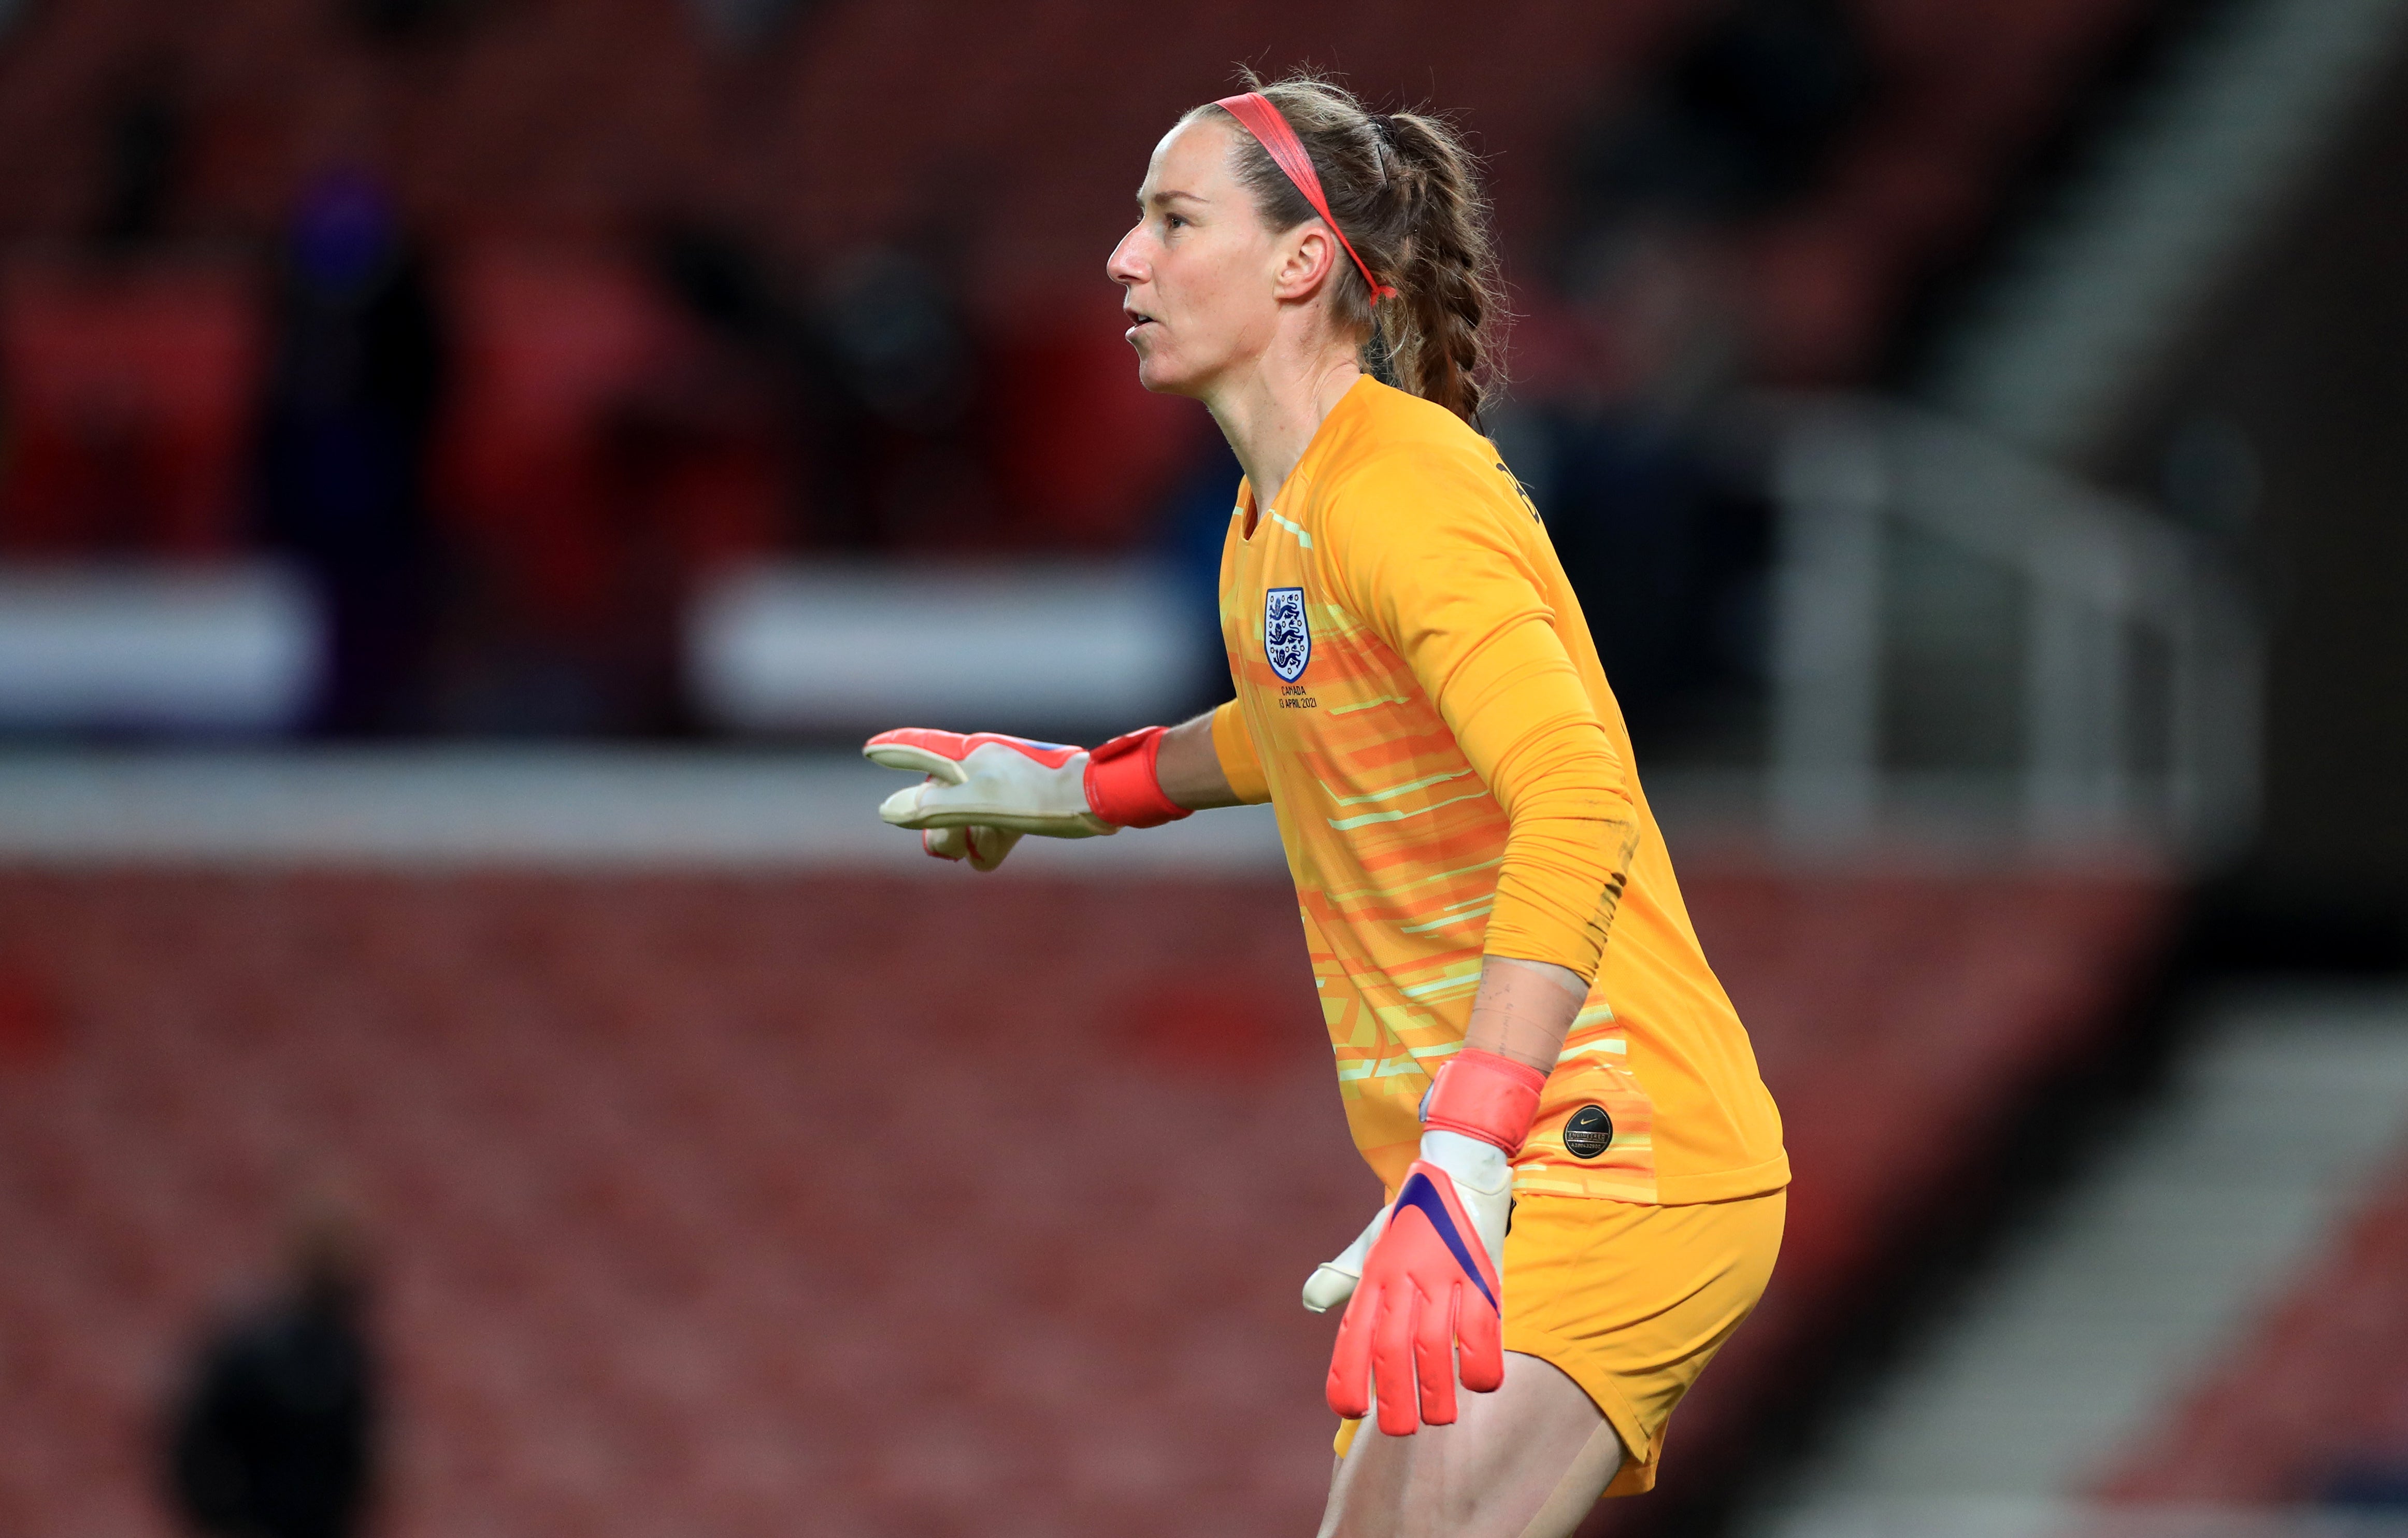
1186, 71, 1504, 426
1380, 111, 1497, 423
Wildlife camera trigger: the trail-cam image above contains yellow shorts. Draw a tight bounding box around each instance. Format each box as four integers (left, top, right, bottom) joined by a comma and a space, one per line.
1332, 1187, 1785, 1498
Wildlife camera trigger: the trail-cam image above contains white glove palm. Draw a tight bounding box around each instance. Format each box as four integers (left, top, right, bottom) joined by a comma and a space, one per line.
864, 729, 1113, 872
1303, 1207, 1385, 1314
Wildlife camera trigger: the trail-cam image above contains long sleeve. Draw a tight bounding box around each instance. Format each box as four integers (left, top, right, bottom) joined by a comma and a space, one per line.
1320, 451, 1639, 979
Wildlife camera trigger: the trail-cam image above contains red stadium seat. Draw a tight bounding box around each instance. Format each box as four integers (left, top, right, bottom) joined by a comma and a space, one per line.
985, 310, 1215, 548
435, 246, 783, 633
0, 259, 262, 556
2099, 1153, 2408, 1504
0, 865, 2167, 1538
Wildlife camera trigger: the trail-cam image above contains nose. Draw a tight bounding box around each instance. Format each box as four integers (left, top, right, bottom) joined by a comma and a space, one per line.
1106, 222, 1146, 288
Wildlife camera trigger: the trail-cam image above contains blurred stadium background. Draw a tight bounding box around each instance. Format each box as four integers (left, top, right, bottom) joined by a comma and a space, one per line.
4, 1, 2408, 1535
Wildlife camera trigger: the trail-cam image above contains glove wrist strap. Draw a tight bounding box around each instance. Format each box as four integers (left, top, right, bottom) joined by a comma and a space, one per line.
1084, 725, 1193, 829
1423, 1048, 1546, 1156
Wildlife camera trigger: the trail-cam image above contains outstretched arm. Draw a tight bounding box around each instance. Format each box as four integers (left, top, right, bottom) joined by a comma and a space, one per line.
1155, 707, 1252, 811
865, 701, 1267, 871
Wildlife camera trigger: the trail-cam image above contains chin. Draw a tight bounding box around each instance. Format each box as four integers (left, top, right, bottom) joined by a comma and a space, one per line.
1133, 348, 1205, 400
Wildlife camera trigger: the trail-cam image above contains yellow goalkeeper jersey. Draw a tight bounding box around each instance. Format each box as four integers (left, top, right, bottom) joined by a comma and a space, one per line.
1212, 377, 1786, 1205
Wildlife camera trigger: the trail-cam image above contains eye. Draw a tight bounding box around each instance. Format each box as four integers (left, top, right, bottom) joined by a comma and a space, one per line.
1165, 214, 1187, 232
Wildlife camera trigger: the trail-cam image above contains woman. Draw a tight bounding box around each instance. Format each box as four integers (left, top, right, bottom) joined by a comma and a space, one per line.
865, 74, 1786, 1538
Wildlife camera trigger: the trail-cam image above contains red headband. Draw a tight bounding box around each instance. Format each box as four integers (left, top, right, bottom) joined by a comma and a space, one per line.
1215, 91, 1397, 304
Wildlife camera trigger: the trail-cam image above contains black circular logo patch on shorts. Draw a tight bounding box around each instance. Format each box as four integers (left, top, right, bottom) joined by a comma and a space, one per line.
1562, 1105, 1614, 1159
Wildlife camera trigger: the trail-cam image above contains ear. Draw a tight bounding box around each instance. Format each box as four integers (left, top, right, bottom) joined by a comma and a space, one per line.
1270, 223, 1340, 304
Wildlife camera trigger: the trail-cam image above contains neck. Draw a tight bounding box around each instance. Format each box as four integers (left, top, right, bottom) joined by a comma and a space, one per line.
1206, 343, 1365, 513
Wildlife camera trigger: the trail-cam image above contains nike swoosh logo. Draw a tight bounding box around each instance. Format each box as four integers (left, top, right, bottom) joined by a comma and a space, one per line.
1396, 1171, 1497, 1311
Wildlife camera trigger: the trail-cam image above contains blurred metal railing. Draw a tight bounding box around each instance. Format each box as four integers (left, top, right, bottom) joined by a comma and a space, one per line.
1768, 397, 2259, 857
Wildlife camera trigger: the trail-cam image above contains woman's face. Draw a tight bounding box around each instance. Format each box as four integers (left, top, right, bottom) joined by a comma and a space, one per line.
1107, 117, 1286, 398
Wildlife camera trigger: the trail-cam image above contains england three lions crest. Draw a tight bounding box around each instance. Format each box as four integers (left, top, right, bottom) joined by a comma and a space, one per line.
1264, 587, 1311, 682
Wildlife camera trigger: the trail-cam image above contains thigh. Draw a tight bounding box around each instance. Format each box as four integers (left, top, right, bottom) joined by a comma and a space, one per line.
1316, 1351, 1624, 1538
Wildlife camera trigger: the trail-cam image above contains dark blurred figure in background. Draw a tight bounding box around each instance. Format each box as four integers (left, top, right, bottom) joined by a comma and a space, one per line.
93, 64, 183, 249
257, 170, 448, 734
1153, 434, 1246, 713
1523, 223, 1762, 751
345, 0, 467, 45
1523, 0, 1874, 757
1563, 0, 1871, 234
166, 1199, 379, 1538
655, 224, 987, 553
808, 246, 985, 548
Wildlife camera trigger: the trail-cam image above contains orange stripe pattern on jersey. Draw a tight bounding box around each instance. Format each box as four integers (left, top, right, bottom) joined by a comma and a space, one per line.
1212, 378, 1787, 1205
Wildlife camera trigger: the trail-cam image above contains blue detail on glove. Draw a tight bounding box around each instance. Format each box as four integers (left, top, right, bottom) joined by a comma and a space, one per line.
1393, 1170, 1497, 1311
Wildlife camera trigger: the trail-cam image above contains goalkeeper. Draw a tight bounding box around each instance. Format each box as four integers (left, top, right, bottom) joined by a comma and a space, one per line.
867, 73, 1787, 1538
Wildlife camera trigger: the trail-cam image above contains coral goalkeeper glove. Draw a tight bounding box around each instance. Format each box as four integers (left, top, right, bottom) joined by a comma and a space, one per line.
864, 725, 1189, 872
1325, 1049, 1545, 1436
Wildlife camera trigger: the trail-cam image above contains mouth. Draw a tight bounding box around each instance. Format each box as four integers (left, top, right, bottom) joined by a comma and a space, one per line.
1123, 307, 1156, 335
